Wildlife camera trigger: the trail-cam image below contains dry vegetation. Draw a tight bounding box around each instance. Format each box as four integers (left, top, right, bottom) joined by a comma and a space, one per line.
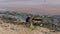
0, 18, 60, 34
0, 11, 60, 34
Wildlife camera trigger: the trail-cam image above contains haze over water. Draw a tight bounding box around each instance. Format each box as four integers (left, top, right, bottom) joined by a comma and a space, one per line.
0, 0, 60, 15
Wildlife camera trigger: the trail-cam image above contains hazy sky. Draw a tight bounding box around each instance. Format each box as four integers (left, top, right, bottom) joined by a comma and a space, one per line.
0, 0, 60, 15
0, 0, 60, 5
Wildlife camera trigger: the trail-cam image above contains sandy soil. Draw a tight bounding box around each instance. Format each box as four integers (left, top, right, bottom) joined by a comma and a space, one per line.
0, 19, 60, 34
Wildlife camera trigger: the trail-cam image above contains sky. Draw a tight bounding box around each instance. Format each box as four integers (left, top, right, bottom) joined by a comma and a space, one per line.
0, 0, 60, 15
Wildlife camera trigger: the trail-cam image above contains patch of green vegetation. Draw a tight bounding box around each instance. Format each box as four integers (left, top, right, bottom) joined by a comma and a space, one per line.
30, 23, 35, 30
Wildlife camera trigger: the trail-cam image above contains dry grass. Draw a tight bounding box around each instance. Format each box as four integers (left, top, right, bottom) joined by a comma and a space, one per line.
0, 18, 60, 34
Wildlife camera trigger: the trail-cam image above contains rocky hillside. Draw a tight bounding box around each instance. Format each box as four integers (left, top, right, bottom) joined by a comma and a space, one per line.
0, 11, 60, 34
0, 17, 60, 34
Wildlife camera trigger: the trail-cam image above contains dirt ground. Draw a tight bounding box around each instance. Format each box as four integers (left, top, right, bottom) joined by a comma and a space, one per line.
0, 19, 60, 34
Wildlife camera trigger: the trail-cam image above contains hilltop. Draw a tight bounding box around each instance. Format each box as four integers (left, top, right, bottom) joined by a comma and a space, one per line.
0, 11, 60, 34
0, 18, 60, 34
